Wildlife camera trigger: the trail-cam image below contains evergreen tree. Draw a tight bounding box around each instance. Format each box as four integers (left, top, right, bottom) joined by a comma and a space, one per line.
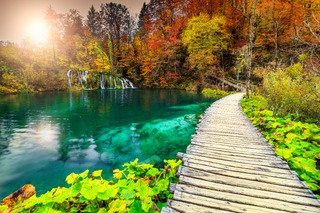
86, 5, 100, 36
138, 2, 147, 30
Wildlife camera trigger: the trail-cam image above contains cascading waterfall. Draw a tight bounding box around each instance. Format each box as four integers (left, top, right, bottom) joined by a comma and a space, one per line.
81, 71, 88, 84
100, 74, 105, 89
119, 78, 125, 89
114, 79, 117, 88
123, 78, 135, 88
67, 70, 72, 87
67, 70, 135, 89
77, 71, 84, 88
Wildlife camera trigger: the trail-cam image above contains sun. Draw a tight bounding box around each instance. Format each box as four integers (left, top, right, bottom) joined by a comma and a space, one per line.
27, 21, 48, 43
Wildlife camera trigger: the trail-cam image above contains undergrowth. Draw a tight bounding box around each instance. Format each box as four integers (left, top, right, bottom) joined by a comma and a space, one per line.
0, 159, 181, 213
201, 88, 237, 99
240, 94, 320, 198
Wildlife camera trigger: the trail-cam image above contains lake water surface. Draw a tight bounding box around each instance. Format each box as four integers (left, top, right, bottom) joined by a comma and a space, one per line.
0, 88, 215, 199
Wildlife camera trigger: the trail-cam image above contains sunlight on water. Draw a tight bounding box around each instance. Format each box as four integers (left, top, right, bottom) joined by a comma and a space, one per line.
0, 89, 215, 199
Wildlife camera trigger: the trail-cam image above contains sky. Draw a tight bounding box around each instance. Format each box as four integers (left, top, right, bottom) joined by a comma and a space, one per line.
0, 0, 149, 43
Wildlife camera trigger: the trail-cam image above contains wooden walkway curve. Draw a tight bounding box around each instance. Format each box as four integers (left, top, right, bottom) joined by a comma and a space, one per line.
162, 93, 320, 213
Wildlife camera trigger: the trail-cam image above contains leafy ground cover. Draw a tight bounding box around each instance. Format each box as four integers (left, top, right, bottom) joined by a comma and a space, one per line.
0, 159, 181, 213
240, 94, 320, 198
202, 88, 237, 99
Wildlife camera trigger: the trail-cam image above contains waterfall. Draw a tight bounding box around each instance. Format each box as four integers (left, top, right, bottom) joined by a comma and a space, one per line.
67, 70, 72, 87
114, 78, 117, 88
82, 71, 88, 83
77, 71, 84, 88
67, 70, 135, 89
119, 78, 125, 89
123, 78, 135, 88
100, 74, 105, 89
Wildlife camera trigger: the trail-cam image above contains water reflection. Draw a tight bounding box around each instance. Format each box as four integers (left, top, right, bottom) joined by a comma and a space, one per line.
0, 89, 215, 199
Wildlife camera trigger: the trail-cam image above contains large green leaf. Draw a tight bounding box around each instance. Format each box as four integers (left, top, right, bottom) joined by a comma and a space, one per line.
275, 148, 292, 159
66, 173, 80, 185
97, 184, 118, 200
52, 187, 70, 204
80, 179, 100, 200
146, 168, 160, 177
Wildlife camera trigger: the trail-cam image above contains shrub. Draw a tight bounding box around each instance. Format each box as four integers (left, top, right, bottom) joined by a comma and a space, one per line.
0, 159, 181, 213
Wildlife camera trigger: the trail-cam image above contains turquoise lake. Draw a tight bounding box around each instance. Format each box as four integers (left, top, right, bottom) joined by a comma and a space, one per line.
0, 89, 216, 199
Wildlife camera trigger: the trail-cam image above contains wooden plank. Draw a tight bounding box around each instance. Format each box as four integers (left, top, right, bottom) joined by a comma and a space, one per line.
189, 142, 275, 156
179, 153, 292, 174
173, 190, 288, 213
190, 141, 275, 155
193, 134, 263, 142
185, 150, 289, 169
198, 129, 256, 136
192, 137, 270, 146
184, 158, 298, 180
187, 145, 276, 160
178, 166, 312, 196
191, 140, 275, 153
192, 136, 268, 145
166, 200, 230, 213
184, 162, 304, 188
172, 183, 320, 212
160, 206, 180, 213
179, 175, 319, 206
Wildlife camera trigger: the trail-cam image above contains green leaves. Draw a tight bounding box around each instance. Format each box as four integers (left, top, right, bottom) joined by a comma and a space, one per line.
7, 158, 181, 212
241, 94, 320, 196
91, 170, 102, 178
66, 173, 80, 185
146, 168, 160, 177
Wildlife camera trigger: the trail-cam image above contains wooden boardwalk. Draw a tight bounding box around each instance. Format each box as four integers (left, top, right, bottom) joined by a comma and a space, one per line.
162, 93, 320, 213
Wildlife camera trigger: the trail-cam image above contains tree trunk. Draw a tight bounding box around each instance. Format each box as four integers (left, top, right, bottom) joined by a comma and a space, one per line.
246, 0, 258, 99
53, 42, 57, 67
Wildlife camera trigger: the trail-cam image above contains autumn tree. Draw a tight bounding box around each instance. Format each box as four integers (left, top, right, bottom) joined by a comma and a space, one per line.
45, 6, 63, 68
182, 13, 230, 87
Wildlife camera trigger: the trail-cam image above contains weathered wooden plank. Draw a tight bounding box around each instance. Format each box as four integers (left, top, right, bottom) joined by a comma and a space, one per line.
178, 153, 292, 174
187, 145, 276, 160
178, 166, 312, 196
183, 162, 304, 188
165, 200, 230, 213
185, 150, 289, 169
190, 141, 276, 155
173, 190, 288, 213
193, 135, 264, 144
198, 129, 256, 136
192, 136, 268, 146
192, 136, 270, 145
172, 183, 320, 212
189, 142, 276, 156
191, 140, 275, 154
178, 175, 319, 206
160, 206, 180, 213
196, 131, 262, 139
184, 158, 298, 180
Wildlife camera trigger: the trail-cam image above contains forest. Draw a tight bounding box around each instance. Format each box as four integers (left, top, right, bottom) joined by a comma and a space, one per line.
0, 0, 320, 118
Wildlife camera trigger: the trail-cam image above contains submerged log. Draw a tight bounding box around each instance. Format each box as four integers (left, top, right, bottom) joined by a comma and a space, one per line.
1, 184, 36, 208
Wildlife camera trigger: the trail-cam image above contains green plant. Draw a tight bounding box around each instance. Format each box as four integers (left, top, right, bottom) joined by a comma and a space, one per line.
241, 94, 320, 198
0, 159, 181, 212
202, 88, 237, 99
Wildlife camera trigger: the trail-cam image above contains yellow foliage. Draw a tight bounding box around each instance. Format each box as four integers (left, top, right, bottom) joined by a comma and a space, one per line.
261, 64, 320, 119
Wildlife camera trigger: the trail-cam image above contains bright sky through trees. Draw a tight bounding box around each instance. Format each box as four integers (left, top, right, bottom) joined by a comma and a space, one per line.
0, 0, 149, 43
27, 21, 48, 43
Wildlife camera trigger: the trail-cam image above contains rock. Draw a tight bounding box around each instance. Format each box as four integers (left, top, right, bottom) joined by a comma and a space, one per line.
1, 184, 36, 208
